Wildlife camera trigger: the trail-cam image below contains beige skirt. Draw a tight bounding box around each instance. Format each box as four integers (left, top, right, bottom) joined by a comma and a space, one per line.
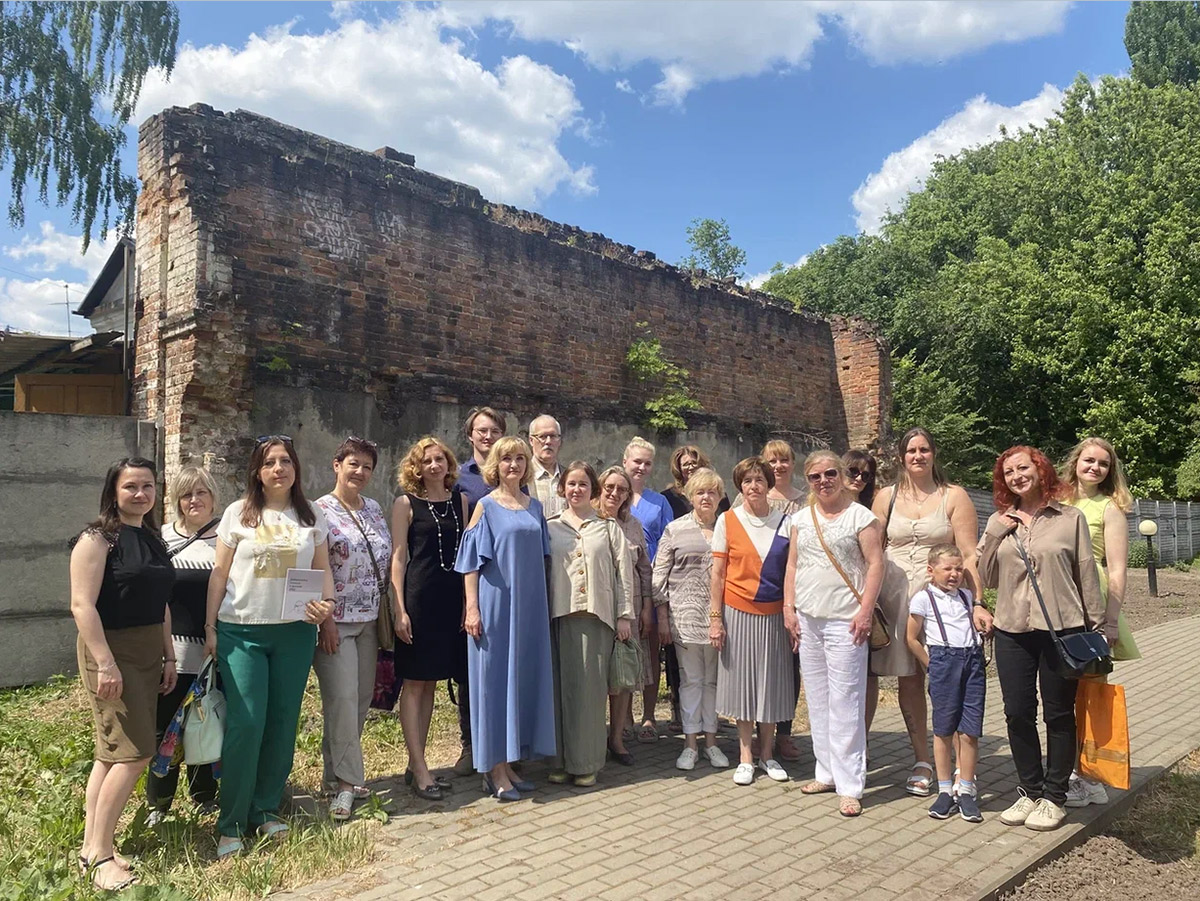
869, 560, 920, 678
78, 624, 163, 762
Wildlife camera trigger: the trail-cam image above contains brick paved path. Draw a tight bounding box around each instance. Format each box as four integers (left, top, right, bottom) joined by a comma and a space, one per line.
288, 616, 1200, 901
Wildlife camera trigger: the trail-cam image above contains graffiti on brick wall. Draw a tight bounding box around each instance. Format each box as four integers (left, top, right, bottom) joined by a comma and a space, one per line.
298, 190, 364, 262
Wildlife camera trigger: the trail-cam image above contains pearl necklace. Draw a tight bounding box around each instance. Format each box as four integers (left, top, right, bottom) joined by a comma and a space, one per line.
422, 493, 461, 572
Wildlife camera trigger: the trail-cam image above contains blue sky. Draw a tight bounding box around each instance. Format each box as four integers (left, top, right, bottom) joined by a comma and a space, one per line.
0, 1, 1134, 334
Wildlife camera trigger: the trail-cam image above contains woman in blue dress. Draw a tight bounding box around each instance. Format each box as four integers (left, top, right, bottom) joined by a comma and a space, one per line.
455, 436, 555, 801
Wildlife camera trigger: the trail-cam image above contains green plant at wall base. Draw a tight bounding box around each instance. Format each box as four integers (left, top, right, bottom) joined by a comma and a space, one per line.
1128, 541, 1159, 568
626, 322, 701, 430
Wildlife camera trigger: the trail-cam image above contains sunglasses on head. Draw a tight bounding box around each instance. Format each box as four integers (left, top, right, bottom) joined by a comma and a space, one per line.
346, 434, 379, 450
255, 434, 293, 447
806, 468, 841, 484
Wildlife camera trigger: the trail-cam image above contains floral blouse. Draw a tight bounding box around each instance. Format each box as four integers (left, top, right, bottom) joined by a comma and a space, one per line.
316, 494, 392, 623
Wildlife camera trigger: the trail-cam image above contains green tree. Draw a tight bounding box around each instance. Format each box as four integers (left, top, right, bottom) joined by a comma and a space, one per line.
764, 73, 1200, 495
1126, 0, 1200, 87
680, 217, 747, 280
0, 2, 179, 250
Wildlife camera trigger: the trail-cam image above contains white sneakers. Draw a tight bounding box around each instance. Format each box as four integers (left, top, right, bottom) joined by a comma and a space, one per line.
1025, 798, 1067, 831
1065, 777, 1109, 808
733, 762, 755, 785
758, 758, 789, 782
677, 745, 731, 770
675, 748, 698, 771
999, 790, 1038, 826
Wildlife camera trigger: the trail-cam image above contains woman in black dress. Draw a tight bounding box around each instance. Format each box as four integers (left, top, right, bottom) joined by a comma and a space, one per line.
391, 437, 470, 799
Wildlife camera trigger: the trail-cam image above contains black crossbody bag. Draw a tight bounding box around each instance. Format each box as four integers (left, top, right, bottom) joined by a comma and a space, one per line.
1011, 532, 1111, 679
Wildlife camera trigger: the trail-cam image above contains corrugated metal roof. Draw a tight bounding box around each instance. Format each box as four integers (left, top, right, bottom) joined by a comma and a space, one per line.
0, 332, 73, 380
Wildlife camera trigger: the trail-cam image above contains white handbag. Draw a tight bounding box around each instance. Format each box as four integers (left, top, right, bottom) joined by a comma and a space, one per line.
183, 657, 226, 766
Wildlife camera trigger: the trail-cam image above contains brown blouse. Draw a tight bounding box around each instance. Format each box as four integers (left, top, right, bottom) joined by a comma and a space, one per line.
977, 500, 1104, 634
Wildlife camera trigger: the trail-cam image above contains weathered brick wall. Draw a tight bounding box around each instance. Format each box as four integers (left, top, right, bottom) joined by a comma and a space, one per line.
135, 105, 891, 499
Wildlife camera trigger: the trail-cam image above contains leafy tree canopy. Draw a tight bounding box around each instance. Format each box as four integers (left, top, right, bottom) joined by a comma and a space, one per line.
0, 2, 179, 250
764, 73, 1200, 496
680, 217, 747, 280
1126, 0, 1200, 88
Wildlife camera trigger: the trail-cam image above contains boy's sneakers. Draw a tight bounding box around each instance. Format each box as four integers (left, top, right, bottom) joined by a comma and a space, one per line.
1025, 798, 1067, 832
928, 792, 958, 819
957, 793, 983, 823
1000, 789, 1038, 826
1065, 776, 1109, 808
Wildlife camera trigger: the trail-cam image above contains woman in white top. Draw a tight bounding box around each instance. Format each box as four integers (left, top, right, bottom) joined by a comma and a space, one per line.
204, 436, 335, 859
313, 437, 393, 820
784, 450, 885, 817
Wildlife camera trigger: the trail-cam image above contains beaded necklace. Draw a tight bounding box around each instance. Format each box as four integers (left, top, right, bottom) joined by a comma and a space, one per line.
421, 491, 461, 572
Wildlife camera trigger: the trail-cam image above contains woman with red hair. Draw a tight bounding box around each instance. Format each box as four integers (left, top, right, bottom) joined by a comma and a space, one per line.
977, 446, 1104, 833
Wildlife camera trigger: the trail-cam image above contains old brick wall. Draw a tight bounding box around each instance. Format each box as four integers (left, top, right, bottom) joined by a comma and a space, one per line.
135, 105, 891, 501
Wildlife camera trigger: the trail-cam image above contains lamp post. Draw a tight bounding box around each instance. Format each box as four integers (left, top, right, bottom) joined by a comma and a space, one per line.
1138, 519, 1159, 597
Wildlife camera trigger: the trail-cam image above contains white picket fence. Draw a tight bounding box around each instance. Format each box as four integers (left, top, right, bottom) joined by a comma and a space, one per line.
961, 488, 1199, 565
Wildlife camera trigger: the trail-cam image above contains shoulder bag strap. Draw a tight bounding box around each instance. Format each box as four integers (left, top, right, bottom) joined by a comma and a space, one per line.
882, 486, 899, 549
811, 503, 862, 603
167, 518, 221, 558
335, 499, 386, 594
1009, 529, 1092, 635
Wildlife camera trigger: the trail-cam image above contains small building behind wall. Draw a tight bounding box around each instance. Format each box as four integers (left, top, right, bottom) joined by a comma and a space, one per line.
132, 104, 893, 516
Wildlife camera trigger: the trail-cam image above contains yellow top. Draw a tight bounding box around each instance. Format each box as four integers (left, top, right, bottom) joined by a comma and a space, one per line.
1067, 494, 1110, 600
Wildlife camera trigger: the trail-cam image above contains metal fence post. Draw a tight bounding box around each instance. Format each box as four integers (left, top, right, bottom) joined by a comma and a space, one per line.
1174, 501, 1180, 563
1156, 499, 1162, 562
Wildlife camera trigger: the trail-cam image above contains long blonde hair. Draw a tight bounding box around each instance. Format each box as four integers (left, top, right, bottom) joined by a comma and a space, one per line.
1061, 436, 1133, 513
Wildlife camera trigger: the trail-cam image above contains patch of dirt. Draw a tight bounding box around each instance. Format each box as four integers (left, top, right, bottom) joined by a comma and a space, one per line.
1003, 834, 1199, 900
1119, 568, 1200, 631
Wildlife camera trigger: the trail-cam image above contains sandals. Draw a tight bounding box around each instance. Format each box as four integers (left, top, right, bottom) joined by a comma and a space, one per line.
329, 789, 355, 821
636, 722, 659, 744
800, 781, 836, 795
838, 796, 863, 817
84, 856, 138, 891
257, 820, 290, 840
906, 761, 934, 797
216, 836, 245, 860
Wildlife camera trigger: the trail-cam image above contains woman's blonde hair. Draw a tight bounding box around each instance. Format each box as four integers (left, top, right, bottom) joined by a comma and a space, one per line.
482, 437, 535, 488
802, 450, 847, 506
397, 436, 459, 495
1061, 436, 1133, 513
623, 436, 656, 460
595, 465, 633, 521
684, 467, 724, 501
172, 465, 219, 520
761, 439, 795, 463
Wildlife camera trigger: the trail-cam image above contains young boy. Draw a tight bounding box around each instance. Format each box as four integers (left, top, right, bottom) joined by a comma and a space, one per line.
907, 543, 987, 823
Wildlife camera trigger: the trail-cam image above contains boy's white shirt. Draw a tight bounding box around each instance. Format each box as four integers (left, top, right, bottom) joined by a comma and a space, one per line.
910, 584, 977, 649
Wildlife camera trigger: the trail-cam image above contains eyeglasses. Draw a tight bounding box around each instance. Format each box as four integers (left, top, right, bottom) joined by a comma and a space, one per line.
530, 433, 561, 444
255, 434, 293, 446
847, 467, 872, 481
806, 468, 841, 484
602, 484, 629, 495
346, 435, 378, 450
472, 427, 502, 438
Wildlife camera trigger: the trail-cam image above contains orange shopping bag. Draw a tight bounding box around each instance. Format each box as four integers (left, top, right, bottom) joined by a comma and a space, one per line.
1076, 679, 1131, 790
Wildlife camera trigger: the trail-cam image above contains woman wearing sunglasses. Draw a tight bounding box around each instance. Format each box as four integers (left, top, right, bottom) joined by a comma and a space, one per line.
783, 451, 885, 816
869, 428, 989, 798
204, 436, 336, 858
313, 437, 393, 819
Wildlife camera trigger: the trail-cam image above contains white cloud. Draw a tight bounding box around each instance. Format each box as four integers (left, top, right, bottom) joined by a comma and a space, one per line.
6, 221, 115, 281
135, 7, 595, 207
744, 254, 809, 290
614, 78, 634, 94
0, 223, 116, 334
852, 83, 1065, 233
447, 0, 1069, 105
0, 277, 89, 335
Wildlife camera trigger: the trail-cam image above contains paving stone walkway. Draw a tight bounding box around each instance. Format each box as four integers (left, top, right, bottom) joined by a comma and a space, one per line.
286, 616, 1200, 901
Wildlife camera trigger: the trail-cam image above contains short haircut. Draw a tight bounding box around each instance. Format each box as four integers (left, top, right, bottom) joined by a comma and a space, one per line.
624, 435, 656, 460
482, 436, 534, 488
397, 436, 459, 495
528, 414, 562, 436
334, 436, 379, 468
595, 465, 633, 521
684, 466, 724, 500
928, 543, 964, 566
761, 439, 795, 463
464, 406, 507, 439
557, 460, 600, 499
670, 445, 711, 490
732, 456, 775, 491
172, 465, 219, 520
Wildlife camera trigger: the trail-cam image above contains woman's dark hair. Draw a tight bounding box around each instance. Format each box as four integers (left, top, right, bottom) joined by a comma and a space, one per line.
896, 427, 948, 492
80, 457, 161, 543
334, 436, 379, 468
241, 438, 316, 528
732, 456, 776, 492
557, 460, 601, 499
843, 449, 878, 510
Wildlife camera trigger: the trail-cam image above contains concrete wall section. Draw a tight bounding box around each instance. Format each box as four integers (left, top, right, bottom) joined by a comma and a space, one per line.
0, 413, 157, 686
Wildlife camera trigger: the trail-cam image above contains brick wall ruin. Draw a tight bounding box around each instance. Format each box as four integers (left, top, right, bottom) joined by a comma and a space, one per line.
135, 104, 891, 504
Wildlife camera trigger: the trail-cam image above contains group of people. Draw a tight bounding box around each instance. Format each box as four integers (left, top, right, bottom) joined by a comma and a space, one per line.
68, 403, 1137, 889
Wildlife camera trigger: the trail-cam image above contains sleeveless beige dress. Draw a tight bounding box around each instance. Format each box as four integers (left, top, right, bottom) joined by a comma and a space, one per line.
871, 489, 954, 677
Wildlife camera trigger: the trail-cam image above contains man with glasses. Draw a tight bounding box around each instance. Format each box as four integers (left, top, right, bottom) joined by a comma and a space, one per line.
528, 414, 565, 517
450, 406, 507, 776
